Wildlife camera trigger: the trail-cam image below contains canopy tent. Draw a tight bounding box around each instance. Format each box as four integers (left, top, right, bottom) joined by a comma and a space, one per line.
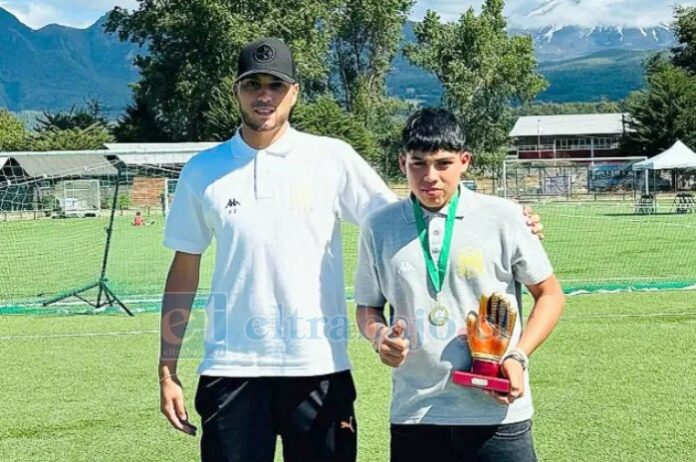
632, 140, 696, 171
632, 140, 696, 194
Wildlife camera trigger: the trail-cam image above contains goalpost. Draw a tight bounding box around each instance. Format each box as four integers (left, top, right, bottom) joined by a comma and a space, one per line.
0, 153, 132, 315
55, 179, 101, 218
0, 153, 195, 315
163, 178, 178, 217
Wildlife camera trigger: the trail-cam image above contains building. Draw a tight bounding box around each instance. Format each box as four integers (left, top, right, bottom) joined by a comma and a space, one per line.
509, 113, 628, 159
0, 142, 219, 214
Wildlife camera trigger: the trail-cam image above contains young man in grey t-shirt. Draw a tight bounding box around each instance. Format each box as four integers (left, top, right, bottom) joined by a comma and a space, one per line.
355, 108, 565, 462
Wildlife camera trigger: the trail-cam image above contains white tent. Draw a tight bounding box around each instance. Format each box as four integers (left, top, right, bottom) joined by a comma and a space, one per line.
632, 140, 696, 194
632, 140, 696, 170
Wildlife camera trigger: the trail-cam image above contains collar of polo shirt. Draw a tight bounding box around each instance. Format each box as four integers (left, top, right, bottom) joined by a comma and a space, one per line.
402, 183, 471, 224
231, 123, 298, 158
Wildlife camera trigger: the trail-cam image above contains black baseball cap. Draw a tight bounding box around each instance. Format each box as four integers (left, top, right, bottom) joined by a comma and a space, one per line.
236, 37, 297, 84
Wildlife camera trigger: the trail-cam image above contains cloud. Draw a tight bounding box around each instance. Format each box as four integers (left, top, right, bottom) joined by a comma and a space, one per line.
0, 0, 138, 29
411, 0, 696, 28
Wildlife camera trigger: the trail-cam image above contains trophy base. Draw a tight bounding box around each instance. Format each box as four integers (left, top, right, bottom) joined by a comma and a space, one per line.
452, 371, 511, 394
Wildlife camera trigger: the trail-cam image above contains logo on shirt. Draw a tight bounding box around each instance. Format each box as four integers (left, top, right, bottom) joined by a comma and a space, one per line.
290, 186, 313, 213
225, 198, 241, 215
456, 248, 484, 279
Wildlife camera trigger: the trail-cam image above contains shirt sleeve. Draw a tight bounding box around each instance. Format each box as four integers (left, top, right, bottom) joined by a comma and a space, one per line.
510, 205, 554, 286
354, 223, 387, 308
337, 144, 397, 226
163, 167, 213, 255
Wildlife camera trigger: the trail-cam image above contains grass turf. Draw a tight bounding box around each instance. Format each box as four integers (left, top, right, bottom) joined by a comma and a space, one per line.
1, 291, 695, 461
2, 199, 695, 307
1, 197, 696, 460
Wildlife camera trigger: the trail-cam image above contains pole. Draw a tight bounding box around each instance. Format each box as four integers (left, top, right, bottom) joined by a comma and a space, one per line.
537, 119, 541, 159
502, 160, 508, 199
96, 167, 121, 307
590, 137, 595, 166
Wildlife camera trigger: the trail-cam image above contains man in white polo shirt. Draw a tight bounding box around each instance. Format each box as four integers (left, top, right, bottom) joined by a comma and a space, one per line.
157, 38, 544, 462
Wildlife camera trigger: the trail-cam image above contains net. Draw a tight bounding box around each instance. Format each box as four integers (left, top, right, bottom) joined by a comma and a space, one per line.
500, 157, 696, 294
1, 152, 694, 315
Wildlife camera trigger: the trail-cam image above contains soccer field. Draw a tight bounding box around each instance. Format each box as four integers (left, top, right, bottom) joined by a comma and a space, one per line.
1, 292, 695, 462
1, 198, 696, 461
1, 198, 695, 309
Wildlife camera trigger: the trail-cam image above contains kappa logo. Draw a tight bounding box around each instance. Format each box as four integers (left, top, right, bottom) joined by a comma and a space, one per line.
225, 198, 241, 215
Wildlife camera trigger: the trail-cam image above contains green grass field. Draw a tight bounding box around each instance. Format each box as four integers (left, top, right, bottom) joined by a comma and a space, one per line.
1, 292, 695, 461
2, 198, 695, 308
1, 198, 696, 461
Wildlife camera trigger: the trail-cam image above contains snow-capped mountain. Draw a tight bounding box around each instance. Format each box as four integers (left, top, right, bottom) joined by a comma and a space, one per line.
506, 0, 679, 60
511, 25, 676, 61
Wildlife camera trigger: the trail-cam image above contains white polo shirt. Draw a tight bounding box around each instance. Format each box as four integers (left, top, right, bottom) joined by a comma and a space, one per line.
164, 125, 396, 377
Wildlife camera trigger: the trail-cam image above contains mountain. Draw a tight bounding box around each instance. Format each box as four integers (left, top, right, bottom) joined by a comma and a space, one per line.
513, 25, 675, 61
0, 8, 140, 114
0, 8, 678, 114
387, 47, 651, 106
387, 22, 662, 105
536, 48, 650, 102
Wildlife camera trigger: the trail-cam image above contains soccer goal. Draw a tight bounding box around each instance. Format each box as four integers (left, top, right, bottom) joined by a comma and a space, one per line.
163, 178, 178, 217
55, 179, 101, 218
0, 153, 133, 314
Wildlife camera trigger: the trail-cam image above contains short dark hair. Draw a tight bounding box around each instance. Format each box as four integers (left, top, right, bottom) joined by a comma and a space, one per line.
401, 108, 467, 154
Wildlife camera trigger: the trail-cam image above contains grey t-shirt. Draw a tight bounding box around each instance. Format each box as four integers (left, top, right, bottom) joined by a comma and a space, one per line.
355, 185, 553, 425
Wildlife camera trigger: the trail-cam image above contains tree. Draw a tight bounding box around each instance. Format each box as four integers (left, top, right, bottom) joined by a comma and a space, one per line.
200, 76, 241, 141
514, 99, 621, 117
29, 125, 114, 151
624, 54, 696, 156
671, 5, 696, 73
331, 0, 414, 118
35, 98, 109, 132
292, 95, 381, 166
105, 0, 338, 141
112, 88, 170, 142
0, 110, 29, 151
404, 0, 547, 167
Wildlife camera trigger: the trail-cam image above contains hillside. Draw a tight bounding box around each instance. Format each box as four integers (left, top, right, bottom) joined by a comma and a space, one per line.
0, 9, 669, 112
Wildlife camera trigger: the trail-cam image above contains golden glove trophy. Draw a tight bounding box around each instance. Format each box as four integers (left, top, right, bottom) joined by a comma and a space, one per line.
452, 293, 517, 393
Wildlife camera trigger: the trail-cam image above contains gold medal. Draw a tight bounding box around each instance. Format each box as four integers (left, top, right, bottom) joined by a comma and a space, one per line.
429, 303, 449, 326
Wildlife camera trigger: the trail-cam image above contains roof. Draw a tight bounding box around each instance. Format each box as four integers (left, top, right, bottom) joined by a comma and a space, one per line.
104, 142, 221, 165
509, 113, 627, 138
632, 140, 696, 170
109, 153, 198, 165
6, 154, 118, 178
104, 142, 221, 152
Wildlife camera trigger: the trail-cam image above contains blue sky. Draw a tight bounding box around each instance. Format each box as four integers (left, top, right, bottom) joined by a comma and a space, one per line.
1, 0, 694, 30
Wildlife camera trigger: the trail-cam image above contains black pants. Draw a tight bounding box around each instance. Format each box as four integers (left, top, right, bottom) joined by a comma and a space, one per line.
390, 420, 537, 462
194, 371, 357, 462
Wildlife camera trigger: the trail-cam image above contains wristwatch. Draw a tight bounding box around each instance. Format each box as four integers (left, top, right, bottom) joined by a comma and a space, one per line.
502, 348, 529, 371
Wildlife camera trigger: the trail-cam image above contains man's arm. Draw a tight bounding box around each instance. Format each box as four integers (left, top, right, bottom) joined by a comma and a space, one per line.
496, 274, 565, 404
159, 251, 201, 436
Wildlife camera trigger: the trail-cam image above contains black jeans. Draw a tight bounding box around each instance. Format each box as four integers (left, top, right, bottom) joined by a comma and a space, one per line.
390, 420, 537, 462
194, 371, 357, 462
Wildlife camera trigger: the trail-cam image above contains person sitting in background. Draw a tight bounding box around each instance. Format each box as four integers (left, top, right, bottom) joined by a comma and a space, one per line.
132, 211, 144, 227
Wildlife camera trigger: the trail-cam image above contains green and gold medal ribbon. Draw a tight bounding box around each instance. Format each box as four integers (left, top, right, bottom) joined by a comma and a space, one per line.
411, 189, 460, 295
